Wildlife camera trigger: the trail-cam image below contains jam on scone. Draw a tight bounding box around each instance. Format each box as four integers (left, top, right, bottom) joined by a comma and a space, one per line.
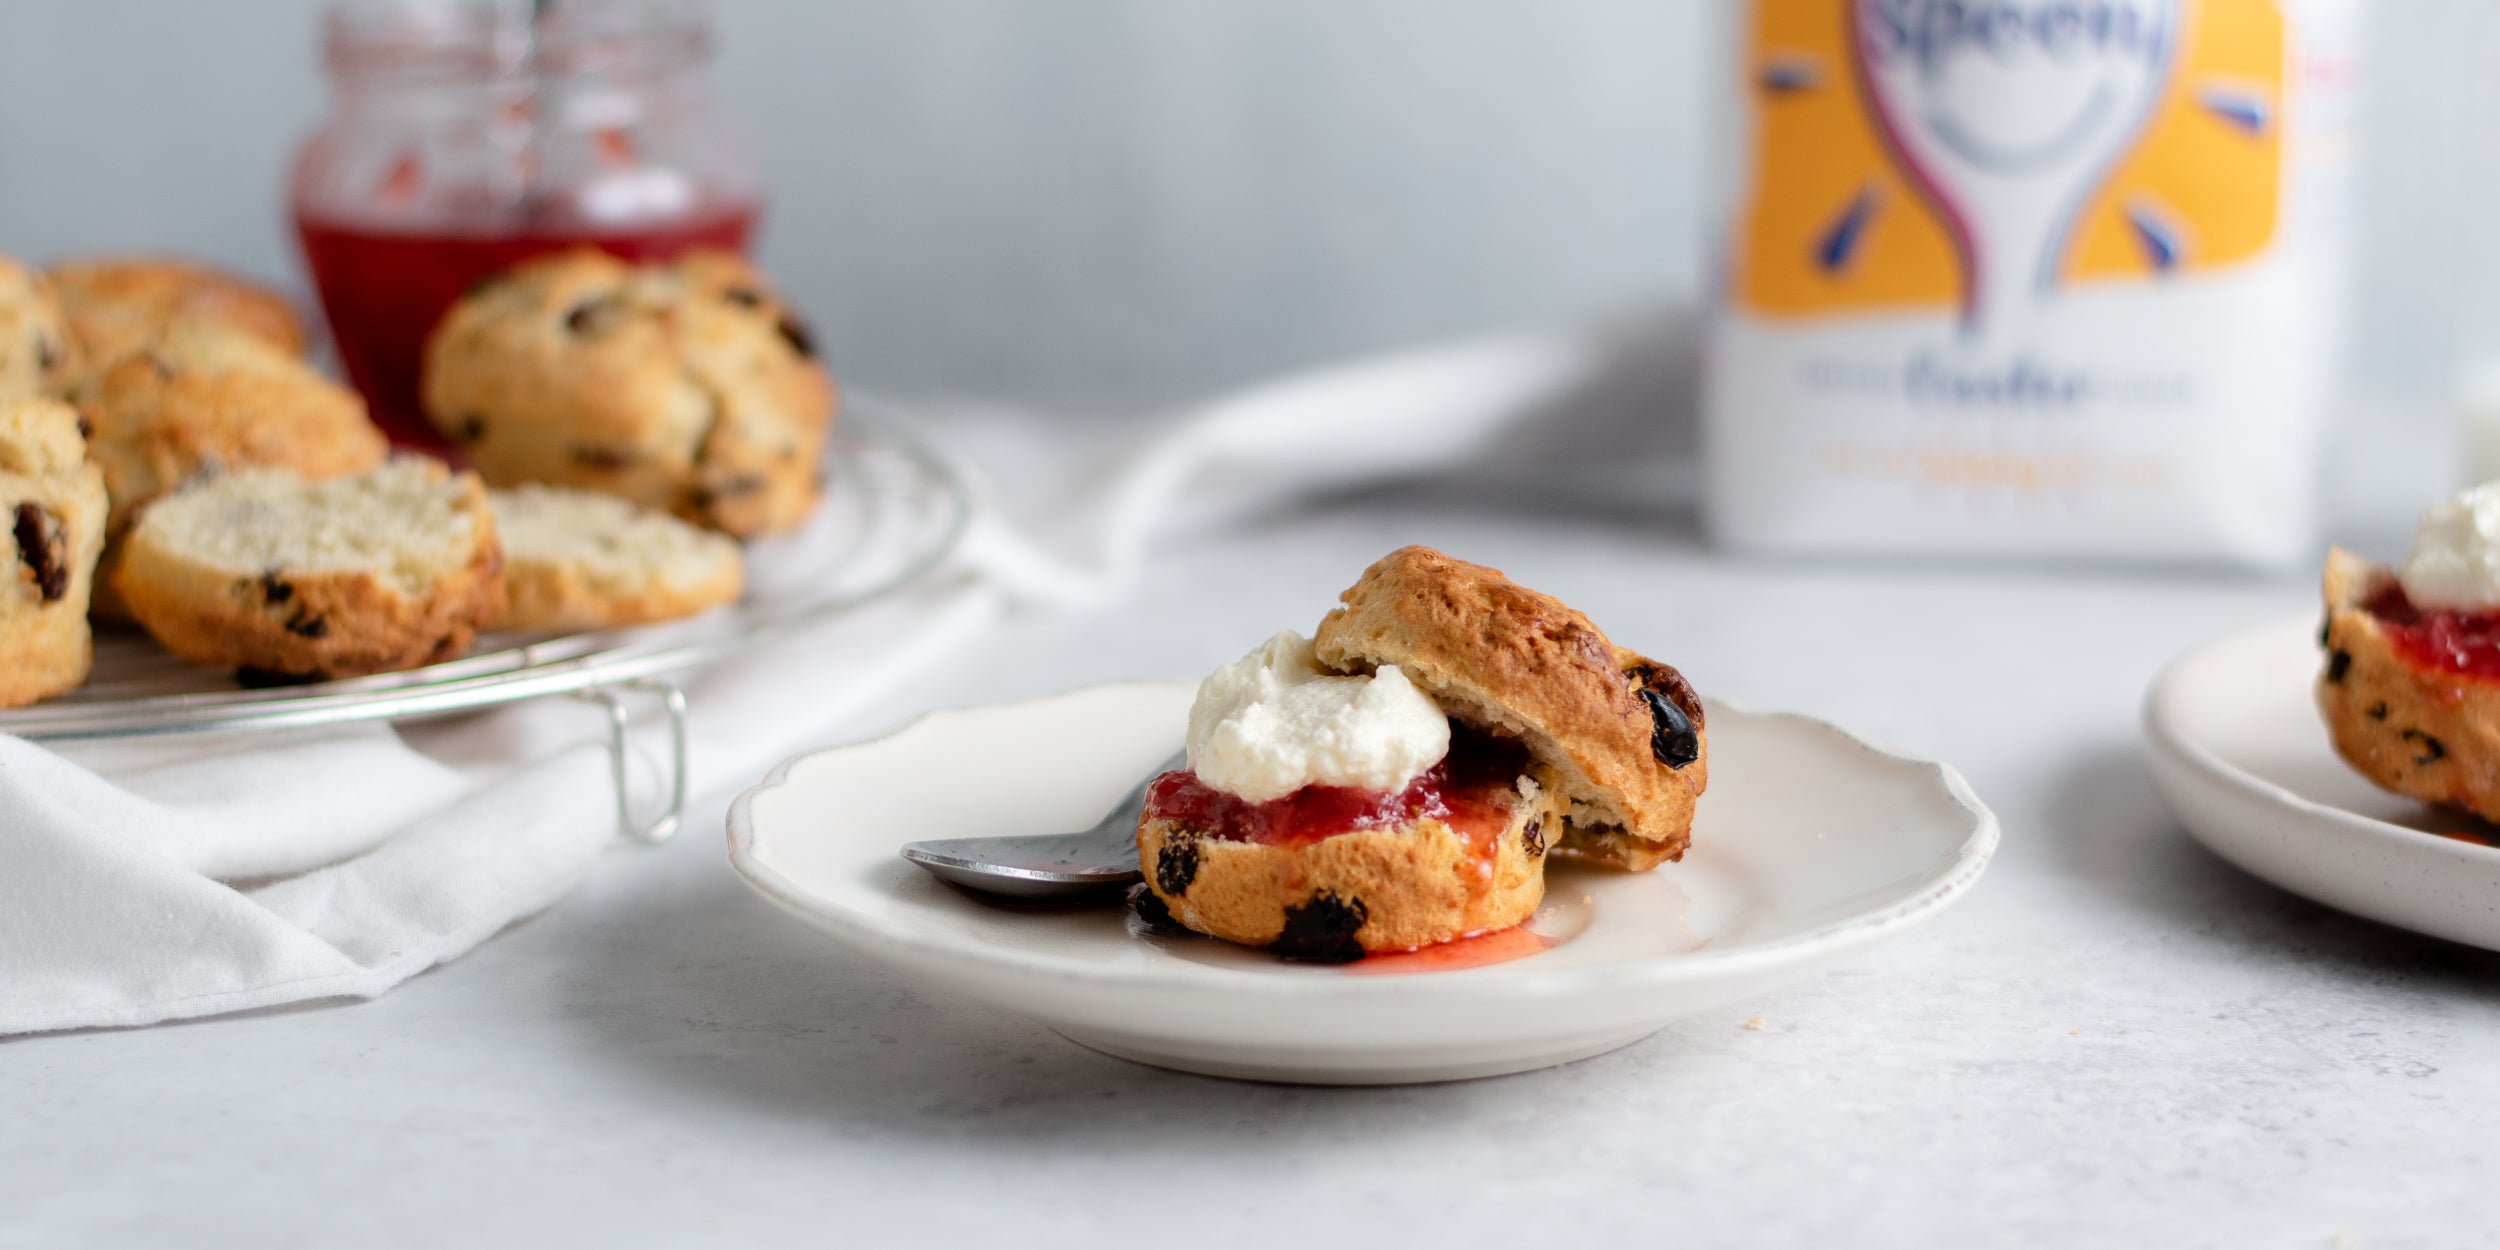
2319, 483, 2500, 821
1137, 546, 1708, 962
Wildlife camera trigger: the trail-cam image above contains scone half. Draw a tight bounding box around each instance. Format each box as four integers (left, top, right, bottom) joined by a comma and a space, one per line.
1312, 545, 1707, 870
2316, 546, 2500, 822
1137, 733, 1568, 961
491, 484, 743, 632
116, 459, 504, 682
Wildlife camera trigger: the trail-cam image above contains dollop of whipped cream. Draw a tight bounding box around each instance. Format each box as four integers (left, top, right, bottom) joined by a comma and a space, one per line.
2400, 482, 2500, 609
1184, 630, 1450, 804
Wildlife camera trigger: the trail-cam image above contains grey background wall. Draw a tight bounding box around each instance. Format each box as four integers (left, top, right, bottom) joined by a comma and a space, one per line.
0, 1, 2484, 409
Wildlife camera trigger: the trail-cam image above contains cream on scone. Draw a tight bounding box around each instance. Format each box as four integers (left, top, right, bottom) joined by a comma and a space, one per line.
1136, 547, 1709, 961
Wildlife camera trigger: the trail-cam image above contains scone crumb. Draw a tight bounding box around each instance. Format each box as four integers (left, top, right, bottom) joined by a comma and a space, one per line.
1743, 1016, 1767, 1031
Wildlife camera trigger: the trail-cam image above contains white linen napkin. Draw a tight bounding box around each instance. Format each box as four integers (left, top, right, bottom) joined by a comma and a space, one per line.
0, 311, 1695, 1035
0, 583, 1000, 1033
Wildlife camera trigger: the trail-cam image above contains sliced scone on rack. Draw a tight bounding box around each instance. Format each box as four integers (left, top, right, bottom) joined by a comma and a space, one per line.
76, 319, 388, 618
116, 458, 504, 683
0, 397, 108, 707
491, 484, 743, 632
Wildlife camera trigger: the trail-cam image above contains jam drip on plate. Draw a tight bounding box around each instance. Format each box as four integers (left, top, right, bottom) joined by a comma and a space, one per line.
1143, 726, 1529, 852
1346, 924, 1557, 974
2363, 582, 2500, 681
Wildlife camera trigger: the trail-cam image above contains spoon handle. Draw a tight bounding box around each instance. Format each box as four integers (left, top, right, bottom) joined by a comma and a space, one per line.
899, 749, 1188, 897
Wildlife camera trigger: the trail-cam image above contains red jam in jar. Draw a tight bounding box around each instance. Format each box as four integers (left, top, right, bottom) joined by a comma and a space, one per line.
290, 1, 764, 446
1141, 726, 1529, 855
2361, 582, 2500, 681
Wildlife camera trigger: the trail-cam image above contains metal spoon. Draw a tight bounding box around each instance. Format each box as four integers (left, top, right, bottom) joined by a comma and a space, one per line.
900, 750, 1186, 900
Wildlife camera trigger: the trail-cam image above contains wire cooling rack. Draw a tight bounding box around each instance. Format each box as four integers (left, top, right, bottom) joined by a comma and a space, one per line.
0, 402, 975, 842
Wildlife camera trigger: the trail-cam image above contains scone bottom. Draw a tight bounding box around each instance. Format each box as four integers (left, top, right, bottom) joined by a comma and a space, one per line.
1133, 726, 1564, 961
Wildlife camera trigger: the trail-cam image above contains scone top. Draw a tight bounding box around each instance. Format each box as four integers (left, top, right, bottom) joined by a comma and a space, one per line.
1311, 545, 1706, 870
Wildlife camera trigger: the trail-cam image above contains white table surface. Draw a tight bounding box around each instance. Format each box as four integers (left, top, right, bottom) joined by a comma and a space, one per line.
8, 471, 2497, 1248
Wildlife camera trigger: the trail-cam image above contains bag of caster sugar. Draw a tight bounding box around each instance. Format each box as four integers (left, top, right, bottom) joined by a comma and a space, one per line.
1702, 0, 2360, 567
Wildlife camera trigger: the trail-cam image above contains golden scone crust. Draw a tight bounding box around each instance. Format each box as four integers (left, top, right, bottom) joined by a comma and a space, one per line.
421, 248, 835, 537
1312, 546, 1707, 870
1136, 775, 1565, 958
0, 256, 81, 401
77, 321, 387, 617
2315, 546, 2500, 821
47, 257, 305, 367
0, 398, 108, 706
115, 464, 504, 682
80, 320, 387, 541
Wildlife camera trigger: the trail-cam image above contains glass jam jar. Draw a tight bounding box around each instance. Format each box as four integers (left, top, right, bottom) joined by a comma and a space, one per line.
292, 0, 762, 445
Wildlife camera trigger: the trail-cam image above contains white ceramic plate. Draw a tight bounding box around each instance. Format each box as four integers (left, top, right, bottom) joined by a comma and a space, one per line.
727, 683, 1998, 1084
2144, 613, 2500, 951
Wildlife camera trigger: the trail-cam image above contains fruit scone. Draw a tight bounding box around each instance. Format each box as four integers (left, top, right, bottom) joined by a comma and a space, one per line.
2318, 482, 2500, 821
0, 397, 108, 707
0, 255, 80, 401
1137, 546, 1708, 962
77, 318, 389, 618
421, 248, 834, 538
116, 459, 503, 684
490, 484, 744, 632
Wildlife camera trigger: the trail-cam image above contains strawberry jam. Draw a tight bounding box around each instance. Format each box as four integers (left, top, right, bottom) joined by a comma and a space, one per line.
1346, 924, 1557, 974
1142, 726, 1528, 853
2362, 582, 2500, 681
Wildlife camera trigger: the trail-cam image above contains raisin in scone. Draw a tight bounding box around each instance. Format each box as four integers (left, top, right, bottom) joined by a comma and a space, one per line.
47, 257, 305, 369
0, 398, 107, 706
421, 248, 834, 538
0, 256, 80, 401
1313, 545, 1707, 870
491, 484, 743, 631
1137, 549, 1710, 961
116, 459, 503, 682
